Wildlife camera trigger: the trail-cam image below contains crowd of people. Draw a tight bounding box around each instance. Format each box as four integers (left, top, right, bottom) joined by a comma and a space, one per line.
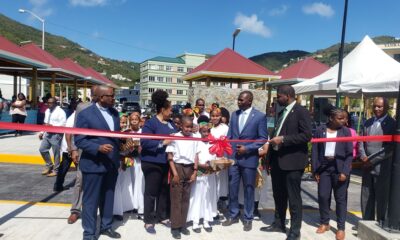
29, 84, 395, 240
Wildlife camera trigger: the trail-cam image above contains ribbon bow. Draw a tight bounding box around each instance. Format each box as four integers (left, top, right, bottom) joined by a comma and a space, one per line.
208, 135, 233, 157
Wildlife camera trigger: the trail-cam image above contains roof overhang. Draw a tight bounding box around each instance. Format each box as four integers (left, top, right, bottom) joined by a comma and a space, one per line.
265, 78, 307, 87
0, 49, 50, 68
182, 70, 280, 82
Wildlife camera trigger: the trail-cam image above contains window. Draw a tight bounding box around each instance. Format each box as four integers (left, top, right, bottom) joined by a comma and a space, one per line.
220, 82, 226, 86
166, 89, 172, 94
141, 75, 147, 82
212, 82, 218, 86
166, 77, 172, 83
149, 64, 157, 70
166, 65, 173, 71
158, 65, 164, 70
187, 67, 193, 73
149, 76, 155, 82
177, 78, 183, 84
177, 90, 184, 95
177, 67, 184, 72
149, 88, 155, 93
157, 76, 164, 82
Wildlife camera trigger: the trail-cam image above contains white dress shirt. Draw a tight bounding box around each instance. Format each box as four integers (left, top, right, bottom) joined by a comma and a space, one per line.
239, 107, 252, 132
61, 112, 76, 153
44, 106, 66, 127
324, 130, 338, 157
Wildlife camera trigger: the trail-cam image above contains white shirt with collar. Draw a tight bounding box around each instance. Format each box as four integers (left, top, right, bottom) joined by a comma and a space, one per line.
239, 107, 253, 129
96, 103, 115, 131
44, 106, 66, 127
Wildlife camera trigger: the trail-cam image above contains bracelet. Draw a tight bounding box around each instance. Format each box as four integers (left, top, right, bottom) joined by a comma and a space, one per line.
193, 168, 198, 171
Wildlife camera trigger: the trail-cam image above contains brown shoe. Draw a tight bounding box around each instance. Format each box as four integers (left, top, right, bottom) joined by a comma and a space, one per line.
67, 213, 80, 224
316, 224, 330, 234
41, 168, 51, 175
336, 230, 345, 240
47, 171, 57, 177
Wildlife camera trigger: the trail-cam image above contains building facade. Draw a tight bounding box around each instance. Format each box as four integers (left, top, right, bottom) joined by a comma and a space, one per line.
115, 84, 140, 103
139, 53, 207, 106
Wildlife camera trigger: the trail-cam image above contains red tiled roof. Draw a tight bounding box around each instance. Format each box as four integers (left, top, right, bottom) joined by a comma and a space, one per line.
60, 58, 92, 78
21, 43, 66, 69
278, 57, 329, 80
188, 48, 275, 76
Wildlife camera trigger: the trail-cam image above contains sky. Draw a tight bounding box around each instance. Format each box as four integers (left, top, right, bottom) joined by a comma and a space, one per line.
1, 0, 400, 63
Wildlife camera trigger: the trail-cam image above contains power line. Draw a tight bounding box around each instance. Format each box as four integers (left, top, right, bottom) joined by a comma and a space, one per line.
46, 20, 173, 57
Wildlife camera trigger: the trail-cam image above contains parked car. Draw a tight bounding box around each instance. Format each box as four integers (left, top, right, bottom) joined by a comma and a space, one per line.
122, 102, 141, 114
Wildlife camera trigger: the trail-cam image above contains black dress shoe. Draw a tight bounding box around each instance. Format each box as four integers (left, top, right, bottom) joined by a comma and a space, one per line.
286, 232, 300, 240
260, 223, 286, 233
222, 217, 239, 226
100, 229, 121, 239
171, 229, 181, 239
243, 221, 252, 231
180, 228, 190, 235
204, 226, 212, 232
193, 228, 201, 233
113, 215, 123, 221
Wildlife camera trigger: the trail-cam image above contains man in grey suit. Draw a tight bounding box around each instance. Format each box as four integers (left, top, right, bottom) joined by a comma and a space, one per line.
359, 97, 395, 224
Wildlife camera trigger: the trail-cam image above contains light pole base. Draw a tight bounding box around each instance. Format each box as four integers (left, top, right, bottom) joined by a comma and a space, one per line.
358, 221, 400, 240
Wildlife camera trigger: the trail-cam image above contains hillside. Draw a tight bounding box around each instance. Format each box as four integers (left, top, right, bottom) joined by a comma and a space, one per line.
0, 13, 139, 87
250, 36, 400, 72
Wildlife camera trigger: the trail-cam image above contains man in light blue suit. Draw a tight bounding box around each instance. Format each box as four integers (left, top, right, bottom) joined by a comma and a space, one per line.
222, 90, 268, 232
75, 86, 121, 240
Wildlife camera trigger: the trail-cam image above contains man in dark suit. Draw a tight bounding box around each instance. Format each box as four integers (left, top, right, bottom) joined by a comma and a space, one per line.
359, 97, 395, 224
222, 91, 268, 231
262, 85, 312, 240
75, 86, 121, 240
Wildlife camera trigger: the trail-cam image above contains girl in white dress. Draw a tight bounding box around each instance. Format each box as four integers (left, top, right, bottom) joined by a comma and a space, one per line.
113, 115, 135, 220
210, 108, 229, 206
187, 121, 218, 233
129, 113, 145, 217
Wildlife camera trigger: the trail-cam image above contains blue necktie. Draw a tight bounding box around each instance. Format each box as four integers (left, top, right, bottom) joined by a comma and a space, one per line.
239, 111, 246, 133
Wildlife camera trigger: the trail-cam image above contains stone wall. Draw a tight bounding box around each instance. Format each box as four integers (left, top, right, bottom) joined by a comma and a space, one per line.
188, 86, 269, 114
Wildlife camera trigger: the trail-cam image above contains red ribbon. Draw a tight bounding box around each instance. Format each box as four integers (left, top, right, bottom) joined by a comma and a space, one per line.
0, 122, 399, 143
208, 135, 233, 157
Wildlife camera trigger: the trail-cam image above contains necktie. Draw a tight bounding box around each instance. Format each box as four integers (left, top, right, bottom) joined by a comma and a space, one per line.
274, 108, 287, 136
239, 111, 246, 133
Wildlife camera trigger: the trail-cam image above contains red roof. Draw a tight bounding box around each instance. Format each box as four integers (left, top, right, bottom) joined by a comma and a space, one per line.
85, 67, 117, 87
21, 43, 67, 69
278, 57, 329, 80
0, 35, 48, 68
187, 48, 276, 77
60, 58, 92, 78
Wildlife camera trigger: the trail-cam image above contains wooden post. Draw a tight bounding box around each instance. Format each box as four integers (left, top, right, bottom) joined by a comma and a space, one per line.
83, 81, 87, 102
59, 83, 63, 103
267, 85, 272, 110
296, 95, 302, 104
344, 96, 350, 111
51, 73, 56, 97
206, 77, 211, 87
73, 79, 78, 99
13, 75, 17, 96
66, 85, 69, 101
309, 95, 314, 113
32, 68, 38, 108
189, 81, 192, 88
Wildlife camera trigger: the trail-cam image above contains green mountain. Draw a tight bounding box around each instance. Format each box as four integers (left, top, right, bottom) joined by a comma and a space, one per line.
250, 36, 400, 72
0, 13, 139, 87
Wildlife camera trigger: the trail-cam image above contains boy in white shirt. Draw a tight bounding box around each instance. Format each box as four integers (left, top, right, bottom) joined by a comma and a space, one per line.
166, 116, 199, 239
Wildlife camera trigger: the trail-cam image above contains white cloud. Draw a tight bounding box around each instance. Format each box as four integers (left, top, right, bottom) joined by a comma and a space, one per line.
302, 2, 334, 18
269, 5, 289, 16
69, 0, 107, 7
28, 0, 54, 18
234, 13, 272, 38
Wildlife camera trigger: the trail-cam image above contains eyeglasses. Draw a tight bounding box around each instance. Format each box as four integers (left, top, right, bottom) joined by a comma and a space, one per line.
102, 94, 115, 98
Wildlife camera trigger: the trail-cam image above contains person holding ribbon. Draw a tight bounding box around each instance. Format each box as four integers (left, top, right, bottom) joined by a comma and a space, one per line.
311, 106, 353, 240
263, 85, 312, 240
222, 90, 268, 232
140, 90, 176, 234
359, 97, 395, 224
187, 117, 218, 233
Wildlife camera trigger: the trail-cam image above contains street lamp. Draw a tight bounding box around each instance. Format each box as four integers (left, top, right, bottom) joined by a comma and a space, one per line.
18, 9, 45, 50
232, 28, 241, 51
19, 8, 45, 98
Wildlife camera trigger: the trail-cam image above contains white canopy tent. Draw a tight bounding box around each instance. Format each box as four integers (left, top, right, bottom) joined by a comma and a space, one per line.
293, 35, 400, 97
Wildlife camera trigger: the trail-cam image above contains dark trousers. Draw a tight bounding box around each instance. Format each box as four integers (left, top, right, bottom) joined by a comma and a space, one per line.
141, 161, 170, 224
228, 164, 256, 221
170, 163, 194, 229
361, 166, 391, 222
270, 158, 304, 236
12, 114, 26, 134
54, 152, 72, 190
318, 165, 349, 230
81, 169, 118, 239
